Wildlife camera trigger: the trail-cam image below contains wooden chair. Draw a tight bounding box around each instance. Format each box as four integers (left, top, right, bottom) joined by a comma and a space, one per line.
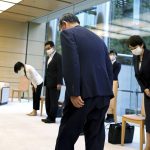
40, 85, 66, 116
11, 76, 30, 102
121, 96, 145, 150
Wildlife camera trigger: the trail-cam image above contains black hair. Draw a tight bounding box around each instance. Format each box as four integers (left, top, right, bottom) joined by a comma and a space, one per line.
14, 61, 24, 73
59, 13, 80, 26
45, 41, 55, 47
109, 50, 117, 56
127, 35, 146, 49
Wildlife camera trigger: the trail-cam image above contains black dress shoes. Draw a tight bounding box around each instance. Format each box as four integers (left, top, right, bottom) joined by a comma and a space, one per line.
41, 118, 55, 123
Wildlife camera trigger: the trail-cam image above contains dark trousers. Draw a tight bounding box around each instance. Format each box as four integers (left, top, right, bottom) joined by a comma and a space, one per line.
144, 94, 150, 133
55, 96, 110, 150
33, 83, 43, 110
45, 87, 60, 121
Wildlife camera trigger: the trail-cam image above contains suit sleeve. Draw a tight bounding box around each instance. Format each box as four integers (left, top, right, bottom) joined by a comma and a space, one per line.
60, 30, 80, 96
57, 54, 63, 85
133, 57, 147, 92
135, 75, 147, 92
113, 62, 121, 80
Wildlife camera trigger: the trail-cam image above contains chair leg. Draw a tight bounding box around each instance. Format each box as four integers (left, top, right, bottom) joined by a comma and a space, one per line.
121, 118, 126, 146
27, 91, 29, 102
143, 123, 145, 144
40, 98, 44, 116
18, 91, 21, 102
11, 90, 14, 102
140, 122, 144, 150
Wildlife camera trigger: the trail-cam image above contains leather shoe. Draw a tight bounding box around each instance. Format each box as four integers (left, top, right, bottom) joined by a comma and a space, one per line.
41, 118, 55, 123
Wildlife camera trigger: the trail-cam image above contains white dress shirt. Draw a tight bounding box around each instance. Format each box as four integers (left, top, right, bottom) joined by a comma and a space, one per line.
47, 49, 56, 67
25, 64, 43, 88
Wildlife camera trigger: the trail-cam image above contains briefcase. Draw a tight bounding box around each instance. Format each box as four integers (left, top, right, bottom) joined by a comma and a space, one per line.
108, 123, 134, 144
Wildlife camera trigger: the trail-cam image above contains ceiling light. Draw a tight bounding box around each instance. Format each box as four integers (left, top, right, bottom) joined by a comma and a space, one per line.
2, 0, 22, 3
0, 0, 22, 13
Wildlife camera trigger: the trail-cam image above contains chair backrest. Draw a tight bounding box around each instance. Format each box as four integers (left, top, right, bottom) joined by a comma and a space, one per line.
18, 76, 30, 92
141, 95, 145, 117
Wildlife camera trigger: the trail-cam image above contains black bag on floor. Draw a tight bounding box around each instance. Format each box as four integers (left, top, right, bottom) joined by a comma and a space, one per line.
108, 123, 134, 144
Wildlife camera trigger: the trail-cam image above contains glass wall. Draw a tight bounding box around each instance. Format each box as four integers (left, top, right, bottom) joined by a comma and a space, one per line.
45, 0, 150, 117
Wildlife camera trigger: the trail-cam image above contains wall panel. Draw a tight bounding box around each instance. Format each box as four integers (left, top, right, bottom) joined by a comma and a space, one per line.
0, 37, 26, 54
0, 20, 27, 39
27, 41, 44, 56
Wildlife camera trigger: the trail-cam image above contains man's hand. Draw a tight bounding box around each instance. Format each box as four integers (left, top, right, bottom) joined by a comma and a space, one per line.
70, 96, 84, 108
57, 84, 61, 90
144, 89, 150, 97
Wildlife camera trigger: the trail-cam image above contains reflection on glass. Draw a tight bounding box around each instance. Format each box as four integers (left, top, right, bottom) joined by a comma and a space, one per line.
46, 0, 150, 117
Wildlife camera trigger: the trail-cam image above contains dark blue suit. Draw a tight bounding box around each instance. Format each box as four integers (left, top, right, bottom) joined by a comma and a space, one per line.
55, 26, 113, 150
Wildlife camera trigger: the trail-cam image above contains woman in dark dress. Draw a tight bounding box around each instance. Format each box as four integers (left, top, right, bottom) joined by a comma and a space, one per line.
128, 35, 150, 150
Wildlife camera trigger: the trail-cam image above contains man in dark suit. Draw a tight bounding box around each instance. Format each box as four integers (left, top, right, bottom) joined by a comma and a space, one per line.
55, 13, 113, 150
41, 41, 62, 123
105, 50, 121, 123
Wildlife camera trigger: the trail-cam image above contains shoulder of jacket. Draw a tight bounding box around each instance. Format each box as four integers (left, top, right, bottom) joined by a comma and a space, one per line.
116, 61, 121, 65
145, 49, 150, 54
55, 52, 61, 57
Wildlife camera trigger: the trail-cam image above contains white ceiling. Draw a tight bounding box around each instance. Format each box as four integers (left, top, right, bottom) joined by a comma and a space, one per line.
0, 0, 85, 22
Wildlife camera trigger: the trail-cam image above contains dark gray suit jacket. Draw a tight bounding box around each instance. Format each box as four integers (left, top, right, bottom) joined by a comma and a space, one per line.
60, 26, 113, 99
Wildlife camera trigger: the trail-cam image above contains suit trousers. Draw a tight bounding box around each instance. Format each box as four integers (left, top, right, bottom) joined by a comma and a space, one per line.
33, 83, 43, 110
144, 94, 150, 133
55, 96, 110, 150
107, 81, 118, 122
45, 87, 60, 121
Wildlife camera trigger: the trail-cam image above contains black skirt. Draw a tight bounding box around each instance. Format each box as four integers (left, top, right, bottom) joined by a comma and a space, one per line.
144, 94, 150, 133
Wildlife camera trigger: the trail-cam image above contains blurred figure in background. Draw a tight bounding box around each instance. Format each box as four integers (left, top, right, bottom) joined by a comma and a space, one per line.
42, 41, 62, 123
105, 50, 121, 123
14, 62, 43, 116
128, 35, 150, 150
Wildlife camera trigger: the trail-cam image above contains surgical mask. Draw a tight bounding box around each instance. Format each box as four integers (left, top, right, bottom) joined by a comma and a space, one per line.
46, 48, 54, 55
132, 46, 143, 56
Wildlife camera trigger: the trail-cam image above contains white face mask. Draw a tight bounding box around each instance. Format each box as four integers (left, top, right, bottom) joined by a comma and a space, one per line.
46, 48, 54, 55
132, 46, 143, 56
